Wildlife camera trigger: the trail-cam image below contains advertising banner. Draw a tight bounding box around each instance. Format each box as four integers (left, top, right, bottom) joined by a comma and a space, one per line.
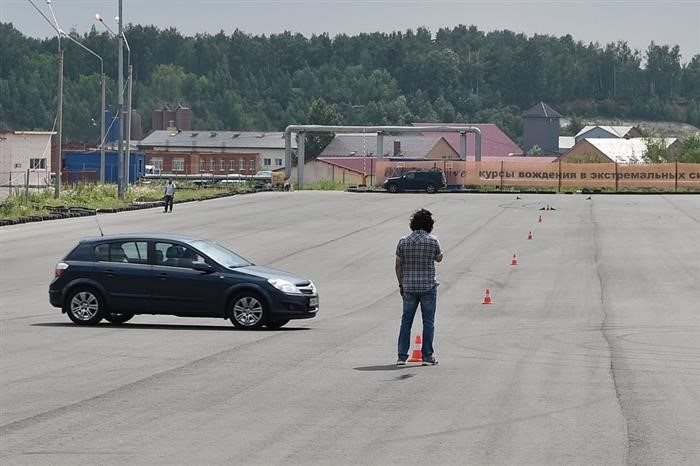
373, 160, 700, 191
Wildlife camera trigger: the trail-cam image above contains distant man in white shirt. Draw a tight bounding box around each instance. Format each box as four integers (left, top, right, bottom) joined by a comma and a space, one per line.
163, 179, 176, 213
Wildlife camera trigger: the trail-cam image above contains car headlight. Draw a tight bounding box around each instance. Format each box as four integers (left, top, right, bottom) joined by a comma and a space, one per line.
268, 278, 302, 295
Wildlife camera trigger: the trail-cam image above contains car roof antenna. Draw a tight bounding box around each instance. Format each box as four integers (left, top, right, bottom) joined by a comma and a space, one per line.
95, 212, 104, 237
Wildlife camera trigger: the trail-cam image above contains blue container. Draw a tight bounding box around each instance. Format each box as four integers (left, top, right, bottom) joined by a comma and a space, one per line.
63, 150, 145, 184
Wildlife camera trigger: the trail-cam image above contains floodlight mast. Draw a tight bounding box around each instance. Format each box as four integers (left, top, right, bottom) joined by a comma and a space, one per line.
283, 125, 482, 187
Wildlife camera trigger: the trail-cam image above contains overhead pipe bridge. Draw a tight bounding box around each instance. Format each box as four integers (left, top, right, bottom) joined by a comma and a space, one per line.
284, 125, 482, 186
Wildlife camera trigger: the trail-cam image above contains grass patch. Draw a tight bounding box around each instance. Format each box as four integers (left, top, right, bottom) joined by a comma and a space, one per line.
0, 181, 247, 220
299, 181, 347, 191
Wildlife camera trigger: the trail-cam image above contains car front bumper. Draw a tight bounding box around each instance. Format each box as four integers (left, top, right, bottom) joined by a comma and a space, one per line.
271, 294, 319, 320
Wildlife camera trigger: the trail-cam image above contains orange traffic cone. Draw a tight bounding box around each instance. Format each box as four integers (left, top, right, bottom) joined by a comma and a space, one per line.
538, 215, 542, 223
527, 231, 533, 240
408, 334, 423, 362
482, 288, 493, 304
511, 253, 518, 266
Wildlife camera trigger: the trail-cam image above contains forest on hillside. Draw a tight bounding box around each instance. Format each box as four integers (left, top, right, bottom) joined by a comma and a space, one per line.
1, 22, 699, 147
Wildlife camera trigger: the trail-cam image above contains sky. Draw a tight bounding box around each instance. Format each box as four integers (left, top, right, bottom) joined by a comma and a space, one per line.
2, 1, 699, 62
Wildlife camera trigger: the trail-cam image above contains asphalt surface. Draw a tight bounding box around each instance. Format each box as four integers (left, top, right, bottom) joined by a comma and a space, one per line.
1, 192, 699, 465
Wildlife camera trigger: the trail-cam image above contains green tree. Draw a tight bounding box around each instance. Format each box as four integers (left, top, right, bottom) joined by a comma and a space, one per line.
564, 115, 585, 136
677, 135, 700, 163
527, 144, 544, 156
304, 98, 338, 159
643, 134, 672, 162
3, 21, 700, 143
645, 43, 682, 99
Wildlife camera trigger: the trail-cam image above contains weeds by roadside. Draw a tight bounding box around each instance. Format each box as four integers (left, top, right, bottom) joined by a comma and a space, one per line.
298, 181, 347, 191
0, 181, 248, 220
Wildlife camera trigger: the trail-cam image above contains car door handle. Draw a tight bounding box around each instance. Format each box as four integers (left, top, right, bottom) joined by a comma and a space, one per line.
156, 272, 169, 280
104, 269, 116, 277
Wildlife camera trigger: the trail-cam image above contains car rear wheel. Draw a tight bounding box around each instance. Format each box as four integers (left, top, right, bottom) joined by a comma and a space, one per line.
386, 183, 399, 193
425, 183, 437, 194
266, 319, 289, 329
65, 287, 105, 325
229, 292, 267, 329
104, 312, 134, 324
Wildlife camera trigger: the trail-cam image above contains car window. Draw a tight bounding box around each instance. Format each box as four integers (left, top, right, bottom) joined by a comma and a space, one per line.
188, 240, 251, 269
156, 242, 206, 269
122, 241, 148, 264
405, 172, 415, 180
94, 241, 147, 264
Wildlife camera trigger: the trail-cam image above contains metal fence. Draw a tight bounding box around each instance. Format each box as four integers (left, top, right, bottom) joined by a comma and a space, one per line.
0, 169, 52, 188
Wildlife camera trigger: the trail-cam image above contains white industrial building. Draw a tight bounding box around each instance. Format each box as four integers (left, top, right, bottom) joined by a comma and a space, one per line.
0, 131, 54, 188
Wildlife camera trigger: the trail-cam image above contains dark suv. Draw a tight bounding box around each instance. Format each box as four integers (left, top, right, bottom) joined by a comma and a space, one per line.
383, 170, 447, 193
49, 234, 318, 329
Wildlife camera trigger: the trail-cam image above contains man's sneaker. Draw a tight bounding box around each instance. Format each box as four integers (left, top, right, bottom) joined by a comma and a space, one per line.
396, 358, 407, 366
422, 357, 438, 366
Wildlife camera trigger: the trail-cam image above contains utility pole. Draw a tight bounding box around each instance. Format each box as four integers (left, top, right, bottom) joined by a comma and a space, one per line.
55, 48, 63, 198
125, 61, 133, 185
46, 0, 64, 199
117, 0, 125, 199
100, 72, 106, 183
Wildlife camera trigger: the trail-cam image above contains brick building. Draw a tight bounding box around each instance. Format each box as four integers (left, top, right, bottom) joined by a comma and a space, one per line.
138, 130, 294, 175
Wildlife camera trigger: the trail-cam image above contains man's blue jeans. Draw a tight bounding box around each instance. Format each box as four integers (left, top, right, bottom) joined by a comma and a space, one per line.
398, 286, 437, 360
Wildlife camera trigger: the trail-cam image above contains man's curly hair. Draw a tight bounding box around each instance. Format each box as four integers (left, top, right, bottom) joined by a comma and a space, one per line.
410, 208, 434, 233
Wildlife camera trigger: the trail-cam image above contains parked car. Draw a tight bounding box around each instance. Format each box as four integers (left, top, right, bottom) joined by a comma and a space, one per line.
383, 170, 447, 193
49, 234, 318, 329
253, 170, 285, 190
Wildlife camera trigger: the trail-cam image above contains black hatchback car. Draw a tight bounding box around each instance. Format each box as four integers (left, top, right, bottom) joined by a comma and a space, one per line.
383, 170, 447, 193
49, 234, 318, 329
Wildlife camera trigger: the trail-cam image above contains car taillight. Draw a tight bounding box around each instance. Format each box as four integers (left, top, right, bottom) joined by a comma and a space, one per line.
55, 262, 69, 278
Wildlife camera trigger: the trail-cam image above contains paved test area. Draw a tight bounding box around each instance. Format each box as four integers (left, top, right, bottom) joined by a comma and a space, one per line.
1, 192, 699, 465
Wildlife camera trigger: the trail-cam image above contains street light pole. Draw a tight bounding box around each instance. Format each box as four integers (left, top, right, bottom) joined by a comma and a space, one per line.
122, 35, 132, 186
117, 1, 125, 199
98, 6, 129, 197
101, 71, 106, 183
55, 48, 63, 198
126, 61, 132, 184
46, 0, 63, 198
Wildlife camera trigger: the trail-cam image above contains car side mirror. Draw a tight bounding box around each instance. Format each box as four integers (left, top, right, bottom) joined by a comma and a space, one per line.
192, 263, 215, 273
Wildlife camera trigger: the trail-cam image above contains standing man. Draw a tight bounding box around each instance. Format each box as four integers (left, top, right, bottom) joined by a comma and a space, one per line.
163, 179, 175, 213
395, 208, 443, 366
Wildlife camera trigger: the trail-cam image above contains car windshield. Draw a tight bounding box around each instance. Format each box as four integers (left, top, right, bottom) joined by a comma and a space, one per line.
188, 240, 251, 269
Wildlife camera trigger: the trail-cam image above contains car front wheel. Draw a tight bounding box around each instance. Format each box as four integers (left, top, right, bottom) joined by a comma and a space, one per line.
65, 287, 106, 325
386, 183, 399, 193
229, 292, 267, 329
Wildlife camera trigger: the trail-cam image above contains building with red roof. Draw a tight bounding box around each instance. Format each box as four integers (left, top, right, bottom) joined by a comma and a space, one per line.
411, 123, 522, 158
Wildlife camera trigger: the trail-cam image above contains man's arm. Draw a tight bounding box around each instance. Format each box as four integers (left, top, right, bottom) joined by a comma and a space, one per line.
395, 257, 403, 292
435, 239, 443, 262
